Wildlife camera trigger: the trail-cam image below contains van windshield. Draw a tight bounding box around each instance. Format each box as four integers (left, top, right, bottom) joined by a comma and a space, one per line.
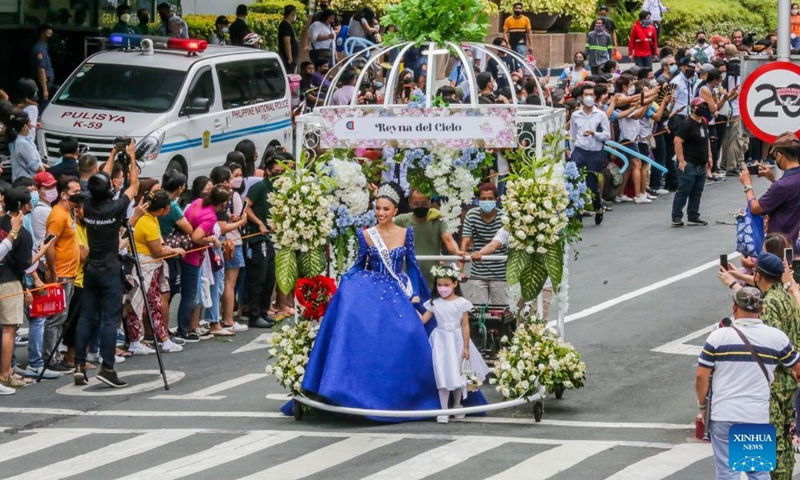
54, 63, 187, 113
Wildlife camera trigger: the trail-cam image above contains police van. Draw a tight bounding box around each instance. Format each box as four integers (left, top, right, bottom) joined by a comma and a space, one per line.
37, 35, 293, 179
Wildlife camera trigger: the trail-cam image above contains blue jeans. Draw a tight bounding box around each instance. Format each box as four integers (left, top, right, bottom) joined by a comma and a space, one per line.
74, 272, 124, 370
671, 162, 706, 221
710, 421, 770, 480
27, 316, 45, 369
204, 248, 224, 323
177, 262, 200, 336
514, 44, 527, 56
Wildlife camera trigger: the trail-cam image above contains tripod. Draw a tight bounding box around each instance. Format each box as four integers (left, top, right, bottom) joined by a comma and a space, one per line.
123, 219, 169, 390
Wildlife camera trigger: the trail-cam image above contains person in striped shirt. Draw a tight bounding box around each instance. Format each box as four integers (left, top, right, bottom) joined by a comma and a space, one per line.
460, 184, 507, 306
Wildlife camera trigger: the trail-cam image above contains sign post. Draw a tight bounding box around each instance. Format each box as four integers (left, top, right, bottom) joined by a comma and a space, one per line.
740, 61, 800, 143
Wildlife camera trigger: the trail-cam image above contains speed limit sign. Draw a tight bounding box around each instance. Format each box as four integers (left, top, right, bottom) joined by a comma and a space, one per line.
740, 61, 800, 143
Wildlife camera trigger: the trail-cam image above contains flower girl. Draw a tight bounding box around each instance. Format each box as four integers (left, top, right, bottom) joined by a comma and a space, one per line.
421, 266, 490, 423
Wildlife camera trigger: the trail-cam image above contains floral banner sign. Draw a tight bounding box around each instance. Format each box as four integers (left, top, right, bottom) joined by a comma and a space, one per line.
317, 107, 518, 149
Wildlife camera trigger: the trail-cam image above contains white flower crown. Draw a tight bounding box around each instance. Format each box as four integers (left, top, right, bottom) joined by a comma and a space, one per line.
377, 184, 401, 205
431, 265, 460, 279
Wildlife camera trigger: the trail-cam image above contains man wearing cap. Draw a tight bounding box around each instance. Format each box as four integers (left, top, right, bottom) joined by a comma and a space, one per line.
210, 15, 230, 45
42, 175, 85, 373
720, 253, 800, 479
697, 286, 800, 480
671, 96, 712, 227
739, 133, 800, 255
31, 172, 57, 246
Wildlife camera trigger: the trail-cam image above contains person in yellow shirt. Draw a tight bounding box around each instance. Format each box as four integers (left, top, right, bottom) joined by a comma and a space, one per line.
126, 190, 185, 355
503, 2, 533, 56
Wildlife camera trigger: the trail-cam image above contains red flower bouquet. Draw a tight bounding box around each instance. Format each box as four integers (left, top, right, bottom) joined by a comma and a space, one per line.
295, 276, 337, 321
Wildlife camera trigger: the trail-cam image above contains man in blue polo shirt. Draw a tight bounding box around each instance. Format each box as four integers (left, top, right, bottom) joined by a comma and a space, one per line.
696, 287, 800, 480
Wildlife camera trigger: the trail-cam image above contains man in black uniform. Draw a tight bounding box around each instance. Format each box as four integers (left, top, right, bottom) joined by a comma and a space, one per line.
72, 141, 139, 388
229, 4, 251, 47
671, 97, 712, 227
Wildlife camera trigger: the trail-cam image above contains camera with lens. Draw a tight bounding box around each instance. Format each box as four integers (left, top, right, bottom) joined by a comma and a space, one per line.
113, 136, 132, 172
726, 57, 741, 78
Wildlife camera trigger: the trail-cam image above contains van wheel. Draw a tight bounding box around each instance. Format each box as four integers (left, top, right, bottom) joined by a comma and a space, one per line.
166, 158, 186, 176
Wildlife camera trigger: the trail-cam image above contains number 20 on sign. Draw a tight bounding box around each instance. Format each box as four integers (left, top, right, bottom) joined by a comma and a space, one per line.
741, 61, 800, 143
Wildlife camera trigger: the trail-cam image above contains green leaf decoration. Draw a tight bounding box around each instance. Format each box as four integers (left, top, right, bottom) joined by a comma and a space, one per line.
544, 238, 565, 292
299, 247, 327, 278
506, 248, 530, 287
276, 248, 298, 295
521, 253, 548, 301
382, 0, 490, 46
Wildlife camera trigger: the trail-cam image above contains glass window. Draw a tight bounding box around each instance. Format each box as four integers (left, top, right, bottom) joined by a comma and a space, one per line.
217, 59, 286, 110
23, 0, 97, 28
54, 63, 187, 113
181, 68, 215, 115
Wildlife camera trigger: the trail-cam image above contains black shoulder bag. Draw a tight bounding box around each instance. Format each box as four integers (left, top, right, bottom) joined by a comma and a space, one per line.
731, 326, 772, 384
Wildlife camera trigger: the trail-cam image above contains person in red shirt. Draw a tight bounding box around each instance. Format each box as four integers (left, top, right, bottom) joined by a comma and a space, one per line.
629, 10, 658, 69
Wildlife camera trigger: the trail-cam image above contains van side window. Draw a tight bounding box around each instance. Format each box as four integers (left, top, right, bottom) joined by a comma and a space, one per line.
217, 59, 286, 110
183, 69, 215, 114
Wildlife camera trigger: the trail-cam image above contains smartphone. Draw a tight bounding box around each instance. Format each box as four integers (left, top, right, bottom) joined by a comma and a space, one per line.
720, 254, 728, 270
239, 199, 249, 217
43, 233, 56, 244
786, 248, 794, 265
747, 163, 760, 175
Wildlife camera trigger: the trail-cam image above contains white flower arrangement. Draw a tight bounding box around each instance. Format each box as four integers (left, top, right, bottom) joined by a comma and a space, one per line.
269, 168, 334, 253
501, 168, 569, 254
265, 320, 319, 394
489, 320, 586, 398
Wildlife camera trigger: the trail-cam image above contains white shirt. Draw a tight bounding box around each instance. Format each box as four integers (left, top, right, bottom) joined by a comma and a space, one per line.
30, 203, 51, 246
643, 0, 666, 21
698, 319, 799, 423
309, 21, 334, 51
670, 74, 696, 116
568, 106, 611, 152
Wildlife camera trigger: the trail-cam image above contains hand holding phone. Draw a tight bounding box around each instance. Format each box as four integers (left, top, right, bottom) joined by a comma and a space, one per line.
44, 233, 56, 245
785, 248, 794, 265
720, 254, 728, 271
240, 199, 249, 217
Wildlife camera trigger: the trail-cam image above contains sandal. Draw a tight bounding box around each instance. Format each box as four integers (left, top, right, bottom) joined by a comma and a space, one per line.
117, 350, 134, 358
1, 375, 27, 388
210, 328, 235, 337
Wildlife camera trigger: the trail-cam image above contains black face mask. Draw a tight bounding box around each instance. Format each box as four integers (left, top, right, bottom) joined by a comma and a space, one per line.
412, 207, 430, 219
698, 38, 706, 44
694, 106, 710, 117
140, 16, 149, 25
684, 69, 695, 79
68, 194, 86, 204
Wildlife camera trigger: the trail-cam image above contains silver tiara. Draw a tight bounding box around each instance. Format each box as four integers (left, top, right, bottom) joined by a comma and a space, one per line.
377, 184, 401, 205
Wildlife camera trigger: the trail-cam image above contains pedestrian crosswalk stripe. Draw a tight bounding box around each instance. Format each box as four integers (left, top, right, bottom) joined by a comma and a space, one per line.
0, 431, 92, 463
114, 431, 300, 480
604, 442, 714, 480
361, 436, 509, 480
238, 435, 402, 480
3, 430, 195, 480
486, 442, 616, 479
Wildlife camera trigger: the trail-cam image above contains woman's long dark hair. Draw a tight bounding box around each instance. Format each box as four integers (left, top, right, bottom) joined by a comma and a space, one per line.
429, 273, 463, 306
187, 175, 211, 205
235, 140, 257, 176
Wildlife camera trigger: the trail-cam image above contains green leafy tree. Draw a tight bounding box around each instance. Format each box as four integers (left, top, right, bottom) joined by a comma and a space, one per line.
382, 0, 491, 45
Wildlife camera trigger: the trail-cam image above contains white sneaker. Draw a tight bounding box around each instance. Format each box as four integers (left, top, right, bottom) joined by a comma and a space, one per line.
656, 188, 670, 195
615, 195, 634, 203
115, 355, 126, 364
634, 194, 652, 204
130, 344, 156, 356
436, 415, 449, 424
225, 322, 249, 333
86, 352, 101, 363
646, 193, 657, 200
162, 343, 184, 353
0, 383, 15, 395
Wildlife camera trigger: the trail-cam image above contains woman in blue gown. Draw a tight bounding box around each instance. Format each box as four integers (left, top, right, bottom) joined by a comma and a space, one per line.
301, 184, 442, 421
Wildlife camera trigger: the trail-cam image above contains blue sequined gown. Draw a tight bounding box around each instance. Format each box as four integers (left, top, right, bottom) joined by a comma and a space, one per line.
300, 228, 442, 421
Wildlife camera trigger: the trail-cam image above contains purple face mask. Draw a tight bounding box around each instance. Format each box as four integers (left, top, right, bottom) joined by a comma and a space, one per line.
437, 286, 454, 298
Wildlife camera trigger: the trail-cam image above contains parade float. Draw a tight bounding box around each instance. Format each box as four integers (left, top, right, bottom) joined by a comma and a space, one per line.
265, 0, 588, 422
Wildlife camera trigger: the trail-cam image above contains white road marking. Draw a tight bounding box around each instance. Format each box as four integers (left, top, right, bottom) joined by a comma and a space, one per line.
265, 393, 293, 401
361, 437, 508, 480
652, 325, 715, 356
3, 430, 195, 480
114, 431, 299, 480
486, 442, 615, 479
0, 407, 692, 430
238, 435, 401, 480
54, 369, 185, 396
232, 333, 275, 354
151, 373, 268, 400
0, 431, 92, 463
554, 252, 740, 326
604, 442, 713, 480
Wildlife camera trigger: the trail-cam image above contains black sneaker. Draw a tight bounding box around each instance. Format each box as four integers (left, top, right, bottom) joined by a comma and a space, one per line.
96, 368, 127, 388
48, 362, 74, 374
688, 218, 708, 226
671, 220, 685, 227
249, 317, 276, 329
176, 332, 201, 343
73, 365, 88, 386
594, 212, 604, 225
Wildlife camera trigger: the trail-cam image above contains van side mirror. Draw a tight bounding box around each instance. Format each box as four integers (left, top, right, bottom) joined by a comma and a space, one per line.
184, 97, 210, 115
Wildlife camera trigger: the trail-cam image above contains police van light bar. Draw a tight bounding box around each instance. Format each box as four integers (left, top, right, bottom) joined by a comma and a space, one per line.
109, 34, 207, 53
